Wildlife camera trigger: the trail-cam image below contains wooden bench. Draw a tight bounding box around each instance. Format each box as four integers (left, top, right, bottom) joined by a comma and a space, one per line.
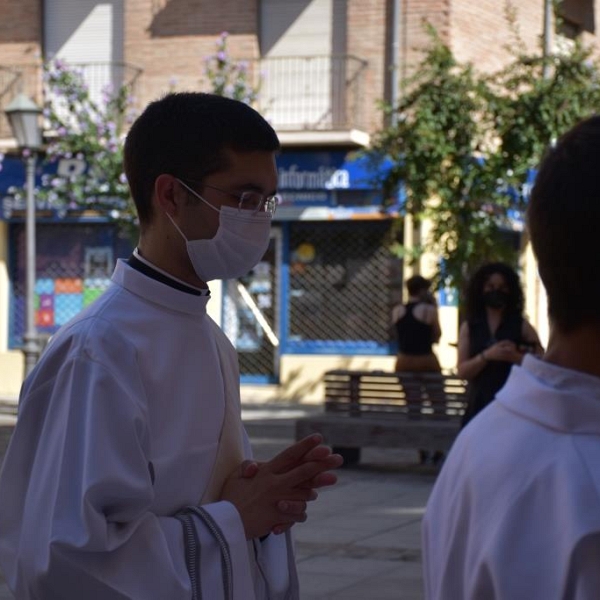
295, 369, 468, 465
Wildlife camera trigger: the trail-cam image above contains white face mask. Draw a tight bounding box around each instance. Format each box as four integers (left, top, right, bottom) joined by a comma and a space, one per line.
168, 180, 272, 282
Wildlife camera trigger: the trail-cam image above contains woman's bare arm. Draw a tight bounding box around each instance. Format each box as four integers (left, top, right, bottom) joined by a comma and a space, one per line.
457, 321, 488, 380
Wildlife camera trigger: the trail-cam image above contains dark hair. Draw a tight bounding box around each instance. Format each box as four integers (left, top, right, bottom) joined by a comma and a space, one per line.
406, 275, 431, 296
464, 262, 524, 321
527, 115, 600, 332
124, 92, 280, 226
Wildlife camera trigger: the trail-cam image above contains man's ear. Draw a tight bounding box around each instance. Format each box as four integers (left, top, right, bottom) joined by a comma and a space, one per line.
154, 174, 179, 216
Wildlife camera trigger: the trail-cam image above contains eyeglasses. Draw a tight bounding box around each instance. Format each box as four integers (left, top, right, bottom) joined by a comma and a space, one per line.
180, 179, 279, 216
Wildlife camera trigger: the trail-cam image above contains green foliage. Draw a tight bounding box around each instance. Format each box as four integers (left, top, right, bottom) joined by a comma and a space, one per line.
492, 41, 600, 191
372, 27, 516, 287
372, 21, 600, 288
203, 31, 260, 104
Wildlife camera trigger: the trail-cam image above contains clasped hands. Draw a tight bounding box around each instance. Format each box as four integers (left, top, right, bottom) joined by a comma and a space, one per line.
220, 434, 344, 540
484, 339, 525, 364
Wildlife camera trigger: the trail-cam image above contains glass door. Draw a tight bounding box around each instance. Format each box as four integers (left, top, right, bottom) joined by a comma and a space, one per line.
222, 228, 281, 382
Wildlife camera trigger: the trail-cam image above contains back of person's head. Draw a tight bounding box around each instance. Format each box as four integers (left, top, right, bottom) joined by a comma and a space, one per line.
124, 92, 280, 228
528, 115, 600, 332
406, 275, 431, 297
465, 262, 524, 321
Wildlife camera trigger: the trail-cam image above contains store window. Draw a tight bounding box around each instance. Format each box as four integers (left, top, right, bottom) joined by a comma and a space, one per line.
222, 232, 281, 382
9, 221, 132, 349
286, 220, 398, 353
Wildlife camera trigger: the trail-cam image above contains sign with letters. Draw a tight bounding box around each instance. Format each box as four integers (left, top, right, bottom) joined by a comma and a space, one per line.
276, 150, 393, 207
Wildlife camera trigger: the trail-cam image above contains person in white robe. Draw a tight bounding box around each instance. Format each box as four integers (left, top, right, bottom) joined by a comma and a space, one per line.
0, 92, 343, 599
422, 115, 600, 599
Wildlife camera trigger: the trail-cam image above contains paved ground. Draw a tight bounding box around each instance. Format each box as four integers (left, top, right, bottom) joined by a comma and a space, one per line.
0, 405, 438, 599
245, 406, 437, 600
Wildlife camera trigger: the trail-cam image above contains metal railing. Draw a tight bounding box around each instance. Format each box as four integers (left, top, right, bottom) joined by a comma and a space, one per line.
1, 55, 368, 140
63, 62, 143, 106
248, 55, 368, 132
0, 62, 142, 141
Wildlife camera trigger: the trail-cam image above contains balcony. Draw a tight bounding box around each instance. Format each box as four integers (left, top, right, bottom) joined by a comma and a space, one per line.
249, 55, 369, 146
0, 55, 369, 148
0, 62, 142, 142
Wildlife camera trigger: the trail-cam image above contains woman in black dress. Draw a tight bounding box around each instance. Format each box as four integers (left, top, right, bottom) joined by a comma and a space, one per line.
458, 262, 543, 428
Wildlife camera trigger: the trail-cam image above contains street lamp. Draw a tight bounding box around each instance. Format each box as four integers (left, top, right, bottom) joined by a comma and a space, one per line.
5, 93, 43, 377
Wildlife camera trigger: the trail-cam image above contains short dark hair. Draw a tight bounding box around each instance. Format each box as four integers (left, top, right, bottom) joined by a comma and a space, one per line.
464, 262, 524, 321
527, 115, 600, 332
406, 275, 431, 296
124, 92, 280, 226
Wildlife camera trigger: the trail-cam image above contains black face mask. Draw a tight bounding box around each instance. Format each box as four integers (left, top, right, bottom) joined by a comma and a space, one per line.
483, 289, 509, 309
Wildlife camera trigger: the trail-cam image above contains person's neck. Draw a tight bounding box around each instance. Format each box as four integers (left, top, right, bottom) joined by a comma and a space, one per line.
138, 234, 206, 288
544, 324, 600, 379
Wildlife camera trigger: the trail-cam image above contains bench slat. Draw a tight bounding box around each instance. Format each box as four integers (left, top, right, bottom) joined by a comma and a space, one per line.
295, 369, 469, 465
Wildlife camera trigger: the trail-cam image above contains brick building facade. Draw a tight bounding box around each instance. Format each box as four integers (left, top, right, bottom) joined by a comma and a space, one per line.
0, 0, 598, 398
2, 1, 596, 141
0, 0, 600, 142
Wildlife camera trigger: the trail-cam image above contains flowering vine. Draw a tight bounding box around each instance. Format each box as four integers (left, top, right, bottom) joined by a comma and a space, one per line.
203, 31, 260, 104
5, 59, 137, 234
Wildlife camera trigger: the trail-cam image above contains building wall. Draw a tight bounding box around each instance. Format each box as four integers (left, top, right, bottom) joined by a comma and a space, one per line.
346, 0, 388, 134
345, 0, 452, 134
450, 0, 542, 73
0, 0, 42, 63
451, 0, 600, 74
124, 0, 260, 108
403, 0, 451, 74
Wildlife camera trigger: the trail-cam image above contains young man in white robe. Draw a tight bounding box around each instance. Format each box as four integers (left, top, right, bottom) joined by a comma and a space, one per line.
422, 116, 600, 599
0, 92, 344, 599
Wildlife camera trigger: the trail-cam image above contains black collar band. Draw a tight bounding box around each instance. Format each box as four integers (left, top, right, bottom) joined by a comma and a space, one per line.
127, 254, 206, 296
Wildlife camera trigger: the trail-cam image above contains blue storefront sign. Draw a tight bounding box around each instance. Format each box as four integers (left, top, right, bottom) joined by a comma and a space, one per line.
276, 150, 393, 207
0, 154, 89, 220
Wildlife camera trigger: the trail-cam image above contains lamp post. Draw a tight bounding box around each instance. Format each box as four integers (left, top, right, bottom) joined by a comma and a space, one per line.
5, 94, 43, 377
542, 0, 553, 80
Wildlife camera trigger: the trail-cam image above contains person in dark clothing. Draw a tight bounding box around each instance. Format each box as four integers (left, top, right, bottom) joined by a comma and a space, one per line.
458, 262, 543, 428
392, 275, 443, 465
392, 275, 442, 373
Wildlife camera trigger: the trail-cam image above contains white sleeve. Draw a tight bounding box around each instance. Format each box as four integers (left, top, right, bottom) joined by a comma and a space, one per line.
0, 351, 252, 600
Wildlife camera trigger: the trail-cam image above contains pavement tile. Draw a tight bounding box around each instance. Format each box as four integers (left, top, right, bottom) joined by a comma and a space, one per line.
328, 561, 423, 599
364, 520, 424, 550
297, 555, 392, 578
296, 571, 368, 597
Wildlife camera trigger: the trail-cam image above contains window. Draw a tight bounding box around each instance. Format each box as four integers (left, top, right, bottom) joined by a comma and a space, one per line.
286, 220, 398, 353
